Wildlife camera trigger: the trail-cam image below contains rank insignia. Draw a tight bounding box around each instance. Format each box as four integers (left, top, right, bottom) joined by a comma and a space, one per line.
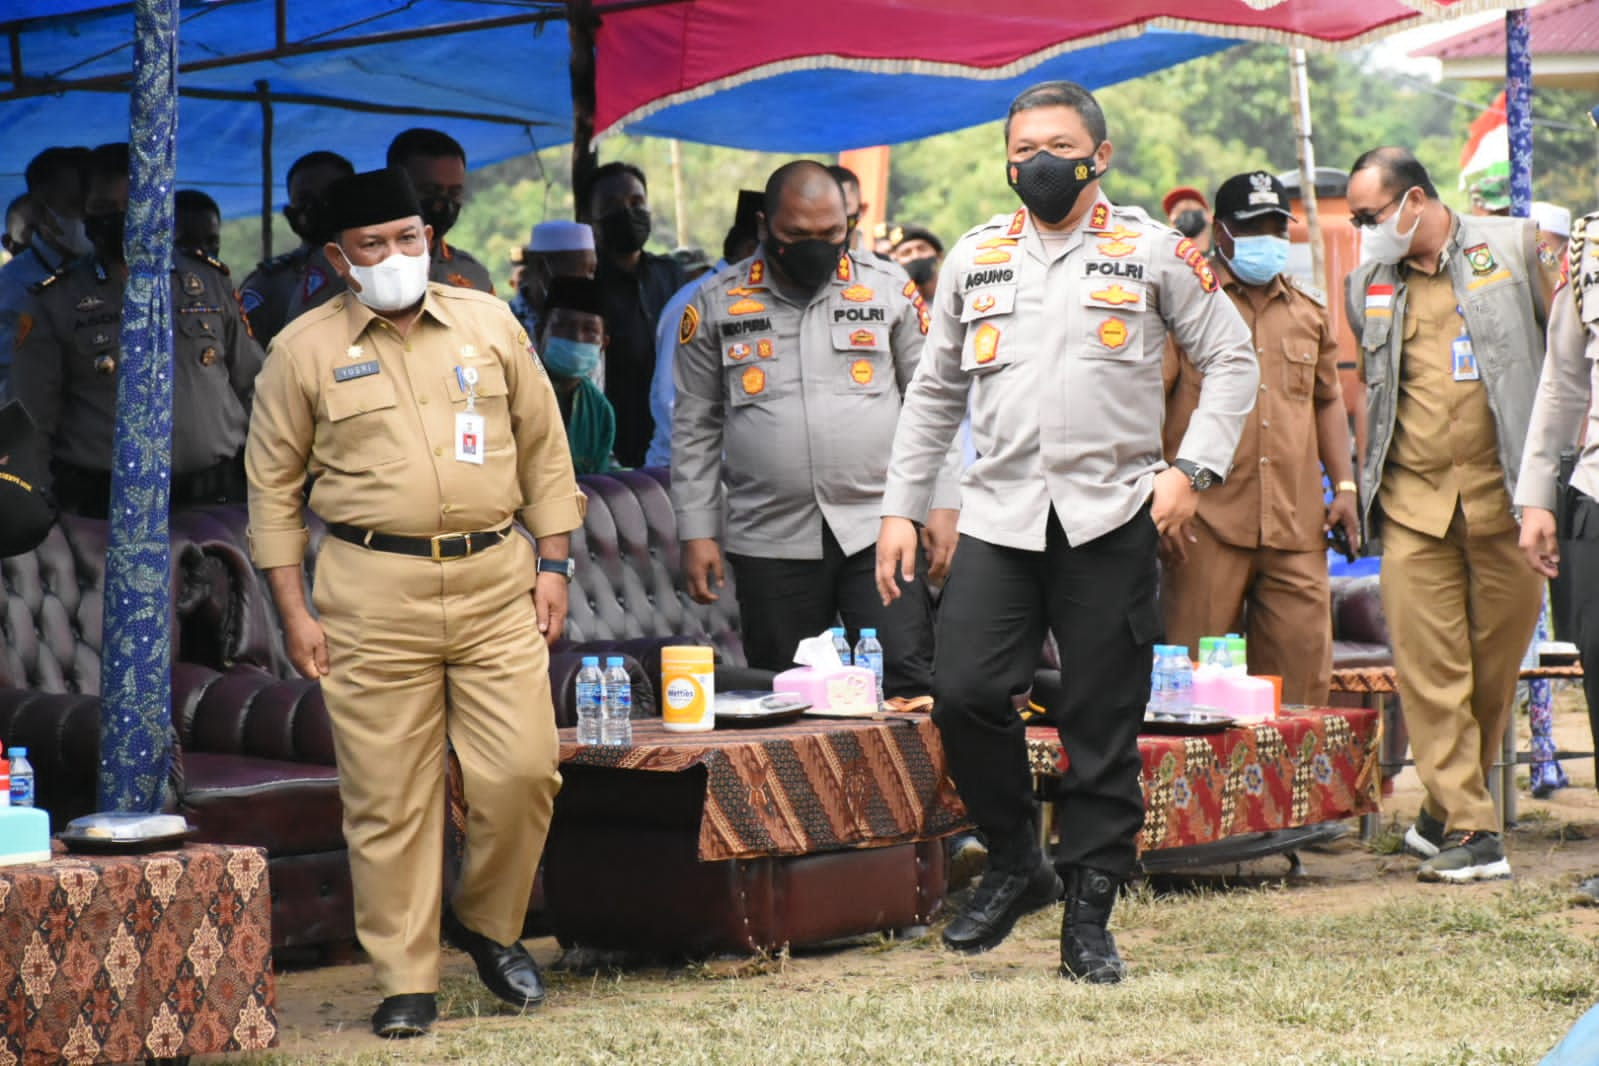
679, 305, 700, 344
903, 280, 918, 298
836, 256, 852, 282
841, 284, 874, 303
1006, 208, 1026, 237
747, 260, 765, 286
728, 297, 767, 316
1096, 227, 1140, 258
978, 237, 1019, 250
1097, 318, 1129, 349
1089, 203, 1111, 231
973, 322, 1000, 364
973, 249, 1013, 266
1193, 261, 1218, 293
918, 307, 930, 335
1090, 284, 1142, 307
849, 329, 877, 347
199, 346, 218, 366
1174, 238, 1196, 260
182, 272, 204, 296
850, 359, 874, 385
1464, 243, 1497, 275
756, 339, 774, 359
728, 342, 751, 361
971, 294, 997, 313
741, 366, 766, 395
75, 296, 103, 312
448, 272, 472, 288
346, 344, 364, 360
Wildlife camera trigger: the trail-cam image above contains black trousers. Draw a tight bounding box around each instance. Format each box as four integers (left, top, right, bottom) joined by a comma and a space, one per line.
932, 507, 1158, 878
1564, 491, 1599, 780
52, 452, 246, 520
727, 525, 935, 698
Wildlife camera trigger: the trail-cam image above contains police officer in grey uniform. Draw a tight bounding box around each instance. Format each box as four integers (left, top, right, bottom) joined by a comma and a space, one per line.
237, 150, 354, 346
674, 161, 959, 700
388, 128, 495, 294
878, 82, 1257, 981
13, 142, 263, 519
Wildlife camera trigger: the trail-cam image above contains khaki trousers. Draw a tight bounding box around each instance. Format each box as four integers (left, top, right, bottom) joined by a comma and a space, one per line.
1162, 518, 1333, 707
314, 532, 561, 996
1380, 509, 1541, 833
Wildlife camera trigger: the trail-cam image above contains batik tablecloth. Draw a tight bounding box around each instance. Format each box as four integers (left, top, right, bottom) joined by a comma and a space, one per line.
1026, 707, 1381, 852
0, 842, 277, 1065
558, 716, 969, 861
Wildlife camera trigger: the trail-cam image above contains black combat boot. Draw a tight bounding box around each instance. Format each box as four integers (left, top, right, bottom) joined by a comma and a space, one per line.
1059, 866, 1126, 984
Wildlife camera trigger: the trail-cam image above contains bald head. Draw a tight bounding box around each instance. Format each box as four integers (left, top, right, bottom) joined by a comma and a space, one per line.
762, 160, 848, 250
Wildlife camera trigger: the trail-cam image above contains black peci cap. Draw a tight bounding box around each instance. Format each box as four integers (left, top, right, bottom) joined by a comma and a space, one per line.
321, 168, 422, 234
1213, 171, 1297, 223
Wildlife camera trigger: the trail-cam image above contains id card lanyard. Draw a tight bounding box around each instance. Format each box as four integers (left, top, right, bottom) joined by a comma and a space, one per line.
454, 366, 485, 464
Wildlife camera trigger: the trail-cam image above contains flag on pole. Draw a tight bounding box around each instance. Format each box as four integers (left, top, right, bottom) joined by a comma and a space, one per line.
1459, 91, 1509, 205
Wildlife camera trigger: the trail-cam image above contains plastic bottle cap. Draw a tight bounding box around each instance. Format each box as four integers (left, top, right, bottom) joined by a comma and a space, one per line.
581, 656, 600, 667
860, 628, 877, 637
831, 626, 845, 635
6, 748, 21, 757
605, 656, 625, 667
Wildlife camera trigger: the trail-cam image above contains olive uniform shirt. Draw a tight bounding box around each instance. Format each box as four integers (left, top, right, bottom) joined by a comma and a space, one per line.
430, 240, 494, 294
1164, 258, 1342, 552
246, 284, 584, 570
13, 251, 263, 481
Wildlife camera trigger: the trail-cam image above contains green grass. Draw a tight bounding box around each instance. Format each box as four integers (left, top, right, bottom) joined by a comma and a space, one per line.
242, 873, 1599, 1066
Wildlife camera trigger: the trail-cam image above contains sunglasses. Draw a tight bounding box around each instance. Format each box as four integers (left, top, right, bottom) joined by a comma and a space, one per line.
1350, 189, 1409, 230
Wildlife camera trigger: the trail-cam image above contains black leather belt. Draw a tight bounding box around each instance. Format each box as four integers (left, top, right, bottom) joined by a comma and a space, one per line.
327, 522, 510, 561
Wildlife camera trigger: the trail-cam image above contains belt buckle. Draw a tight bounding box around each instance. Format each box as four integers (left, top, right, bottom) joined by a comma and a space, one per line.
430, 532, 471, 561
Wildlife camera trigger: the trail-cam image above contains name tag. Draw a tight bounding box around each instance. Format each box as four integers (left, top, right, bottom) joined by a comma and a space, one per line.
333, 360, 381, 382
1452, 335, 1480, 382
455, 411, 486, 464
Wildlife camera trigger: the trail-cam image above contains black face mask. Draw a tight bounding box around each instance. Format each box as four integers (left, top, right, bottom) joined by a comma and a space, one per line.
1006, 151, 1099, 225
1173, 209, 1209, 239
766, 235, 844, 292
419, 197, 461, 242
599, 205, 651, 254
284, 201, 328, 246
84, 211, 126, 261
903, 255, 938, 286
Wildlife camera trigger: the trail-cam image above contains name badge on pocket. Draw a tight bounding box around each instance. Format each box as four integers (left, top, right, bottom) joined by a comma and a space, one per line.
455, 411, 486, 464
1451, 335, 1480, 382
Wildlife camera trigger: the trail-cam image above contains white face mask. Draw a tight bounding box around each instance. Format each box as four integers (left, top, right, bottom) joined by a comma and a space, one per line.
1358, 188, 1420, 266
339, 245, 430, 312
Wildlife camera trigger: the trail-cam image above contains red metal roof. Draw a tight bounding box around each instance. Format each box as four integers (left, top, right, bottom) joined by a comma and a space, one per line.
1413, 0, 1599, 59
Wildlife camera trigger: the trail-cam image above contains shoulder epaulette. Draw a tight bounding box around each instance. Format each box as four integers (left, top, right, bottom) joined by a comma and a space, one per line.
256, 248, 306, 273
1289, 276, 1327, 307
27, 270, 66, 296
1571, 213, 1592, 320
193, 251, 231, 277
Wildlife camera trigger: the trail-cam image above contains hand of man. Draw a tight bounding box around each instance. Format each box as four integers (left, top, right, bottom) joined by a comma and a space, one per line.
284, 610, 329, 680
1159, 521, 1195, 565
683, 538, 725, 604
1325, 489, 1362, 553
877, 517, 920, 606
922, 508, 960, 585
533, 572, 569, 642
1519, 506, 1560, 578
1151, 466, 1198, 537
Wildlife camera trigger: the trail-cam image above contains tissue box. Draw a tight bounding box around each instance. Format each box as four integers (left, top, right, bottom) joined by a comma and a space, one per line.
772, 666, 877, 715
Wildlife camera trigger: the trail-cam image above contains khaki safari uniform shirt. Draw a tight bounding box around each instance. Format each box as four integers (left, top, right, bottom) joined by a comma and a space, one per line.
13, 251, 263, 479
1517, 211, 1599, 512
672, 249, 958, 560
246, 284, 584, 570
885, 198, 1259, 551
1164, 259, 1343, 552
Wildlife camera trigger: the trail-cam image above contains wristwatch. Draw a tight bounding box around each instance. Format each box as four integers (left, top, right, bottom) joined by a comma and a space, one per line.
537, 557, 575, 581
1173, 459, 1218, 492
1335, 480, 1358, 495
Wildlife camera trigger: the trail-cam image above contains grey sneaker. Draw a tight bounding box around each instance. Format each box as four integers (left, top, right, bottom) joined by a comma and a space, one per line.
1402, 808, 1447, 859
1418, 830, 1511, 883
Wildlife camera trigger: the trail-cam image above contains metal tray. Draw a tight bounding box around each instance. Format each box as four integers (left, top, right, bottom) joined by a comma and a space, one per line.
1141, 709, 1237, 735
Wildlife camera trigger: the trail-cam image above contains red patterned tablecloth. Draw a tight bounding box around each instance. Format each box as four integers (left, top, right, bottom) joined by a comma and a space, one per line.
1026, 707, 1381, 852
558, 716, 969, 861
0, 841, 277, 1065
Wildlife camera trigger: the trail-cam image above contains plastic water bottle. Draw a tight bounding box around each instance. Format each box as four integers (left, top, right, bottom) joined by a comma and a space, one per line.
1167, 652, 1194, 712
831, 626, 852, 665
1206, 636, 1233, 670
1225, 635, 1248, 675
6, 748, 32, 808
575, 657, 604, 746
601, 657, 633, 746
854, 628, 885, 706
1148, 646, 1172, 712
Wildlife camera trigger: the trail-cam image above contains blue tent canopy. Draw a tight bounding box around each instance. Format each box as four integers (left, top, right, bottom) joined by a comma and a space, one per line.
1, 1, 1238, 217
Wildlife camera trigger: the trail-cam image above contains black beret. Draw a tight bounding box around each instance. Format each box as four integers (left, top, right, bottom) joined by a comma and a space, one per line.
542, 275, 606, 319
322, 168, 422, 234
892, 224, 943, 255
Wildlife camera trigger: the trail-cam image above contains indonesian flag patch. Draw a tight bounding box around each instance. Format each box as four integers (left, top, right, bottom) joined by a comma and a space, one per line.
1365, 283, 1394, 311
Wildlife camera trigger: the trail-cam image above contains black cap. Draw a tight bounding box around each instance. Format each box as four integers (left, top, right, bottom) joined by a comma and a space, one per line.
734, 189, 763, 234
892, 224, 943, 256
543, 275, 605, 318
321, 168, 422, 234
1213, 171, 1296, 223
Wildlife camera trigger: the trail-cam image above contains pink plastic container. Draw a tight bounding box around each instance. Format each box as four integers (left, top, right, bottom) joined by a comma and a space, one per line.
772, 666, 877, 714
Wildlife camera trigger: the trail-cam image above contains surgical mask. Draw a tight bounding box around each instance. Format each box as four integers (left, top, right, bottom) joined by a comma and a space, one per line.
341, 246, 431, 312
419, 196, 460, 241
903, 255, 938, 286
598, 206, 651, 254
540, 335, 602, 378
45, 206, 94, 258
1173, 209, 1209, 239
1222, 229, 1289, 286
1006, 150, 1098, 225
766, 235, 844, 291
1358, 189, 1419, 266
83, 212, 125, 261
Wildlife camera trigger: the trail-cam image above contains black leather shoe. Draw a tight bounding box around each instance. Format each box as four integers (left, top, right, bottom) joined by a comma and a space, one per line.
1059, 866, 1126, 984
942, 856, 1062, 955
442, 908, 546, 1009
371, 993, 436, 1038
